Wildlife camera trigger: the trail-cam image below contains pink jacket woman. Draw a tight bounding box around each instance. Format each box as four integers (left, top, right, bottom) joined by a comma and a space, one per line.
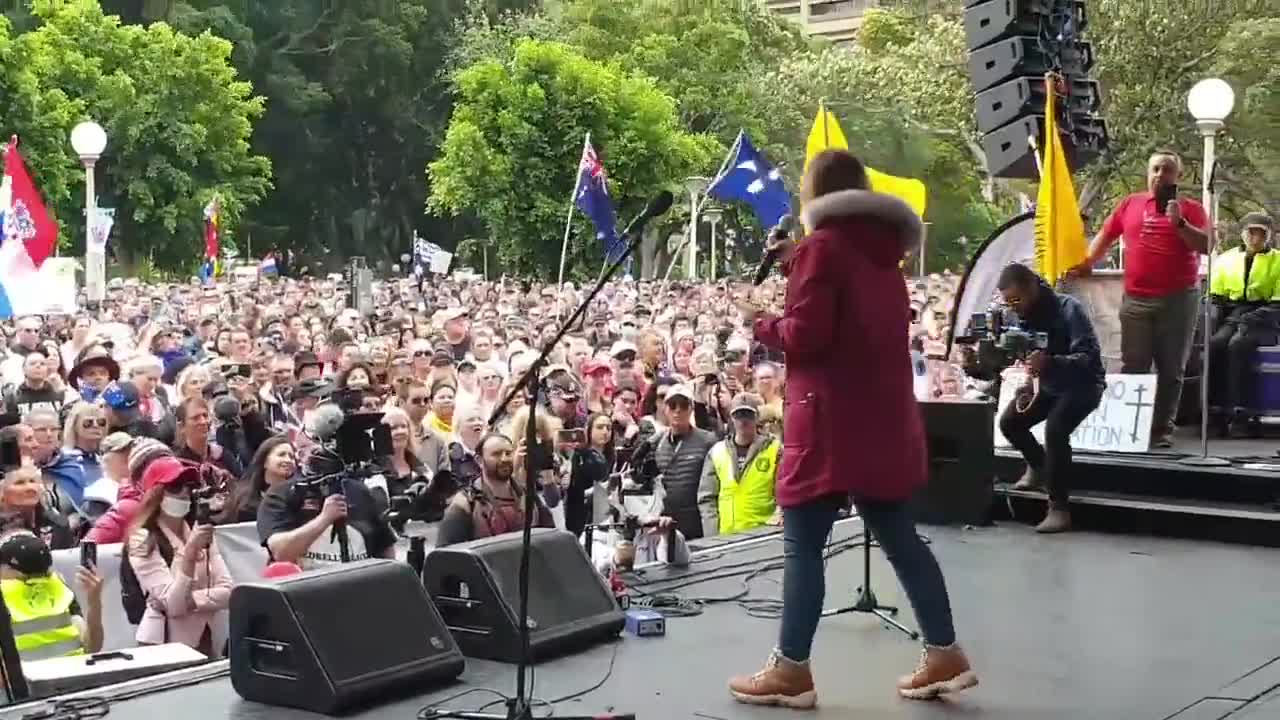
127, 456, 233, 655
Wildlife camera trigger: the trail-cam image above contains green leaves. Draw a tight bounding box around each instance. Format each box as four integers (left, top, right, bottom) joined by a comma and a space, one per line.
0, 0, 270, 271
429, 39, 715, 279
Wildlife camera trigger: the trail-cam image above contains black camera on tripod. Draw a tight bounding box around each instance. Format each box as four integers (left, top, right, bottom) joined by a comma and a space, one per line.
384, 468, 456, 533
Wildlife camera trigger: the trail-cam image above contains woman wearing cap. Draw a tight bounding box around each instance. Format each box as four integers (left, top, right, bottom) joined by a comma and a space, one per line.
127, 456, 232, 656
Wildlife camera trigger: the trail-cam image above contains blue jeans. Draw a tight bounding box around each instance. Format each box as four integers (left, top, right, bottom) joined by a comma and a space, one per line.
778, 494, 957, 663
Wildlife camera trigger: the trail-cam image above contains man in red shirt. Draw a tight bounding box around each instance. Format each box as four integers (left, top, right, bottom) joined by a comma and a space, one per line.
1071, 151, 1210, 447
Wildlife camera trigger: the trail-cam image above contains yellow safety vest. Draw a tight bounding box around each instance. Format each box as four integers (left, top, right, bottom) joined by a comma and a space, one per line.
711, 438, 779, 535
0, 577, 83, 662
1210, 248, 1280, 302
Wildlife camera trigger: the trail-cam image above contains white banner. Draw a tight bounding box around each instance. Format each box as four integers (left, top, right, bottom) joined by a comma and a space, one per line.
994, 372, 1157, 453
88, 207, 115, 253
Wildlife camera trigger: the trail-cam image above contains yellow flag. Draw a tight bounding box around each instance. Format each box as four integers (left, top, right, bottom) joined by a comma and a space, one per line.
803, 104, 927, 217
1033, 77, 1086, 284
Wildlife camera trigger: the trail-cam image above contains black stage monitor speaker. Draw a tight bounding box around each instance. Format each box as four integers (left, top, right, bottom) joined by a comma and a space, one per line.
423, 528, 625, 662
915, 400, 996, 525
229, 560, 465, 715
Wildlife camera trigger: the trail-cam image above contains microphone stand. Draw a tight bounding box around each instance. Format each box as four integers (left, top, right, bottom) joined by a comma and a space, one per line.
429, 216, 654, 720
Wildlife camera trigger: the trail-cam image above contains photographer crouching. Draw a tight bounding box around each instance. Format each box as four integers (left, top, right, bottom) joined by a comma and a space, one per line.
963, 264, 1105, 534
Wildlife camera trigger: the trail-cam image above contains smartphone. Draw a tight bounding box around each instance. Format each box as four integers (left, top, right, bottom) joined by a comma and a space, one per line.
1155, 183, 1178, 214
194, 501, 212, 526
80, 541, 97, 570
557, 428, 586, 446
229, 364, 253, 379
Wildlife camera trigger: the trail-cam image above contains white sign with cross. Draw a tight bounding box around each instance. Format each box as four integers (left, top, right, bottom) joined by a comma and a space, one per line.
994, 373, 1158, 453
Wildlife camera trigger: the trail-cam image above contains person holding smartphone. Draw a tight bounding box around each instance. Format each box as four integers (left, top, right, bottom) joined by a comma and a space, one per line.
1069, 151, 1210, 448
126, 456, 232, 656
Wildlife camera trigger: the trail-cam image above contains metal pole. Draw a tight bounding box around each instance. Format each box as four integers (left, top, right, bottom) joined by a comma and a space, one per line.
558, 133, 589, 287
920, 222, 929, 276
709, 217, 718, 282
84, 159, 104, 303
687, 186, 699, 280
1182, 124, 1228, 466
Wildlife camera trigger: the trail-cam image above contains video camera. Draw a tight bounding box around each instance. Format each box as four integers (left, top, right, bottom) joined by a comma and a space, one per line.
384, 468, 456, 533
956, 307, 1048, 377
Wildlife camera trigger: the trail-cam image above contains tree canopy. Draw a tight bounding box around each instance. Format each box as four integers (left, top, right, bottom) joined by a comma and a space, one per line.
428, 39, 717, 278
1, 0, 270, 271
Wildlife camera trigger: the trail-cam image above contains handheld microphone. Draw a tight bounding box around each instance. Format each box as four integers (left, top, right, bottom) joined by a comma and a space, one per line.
753, 214, 795, 285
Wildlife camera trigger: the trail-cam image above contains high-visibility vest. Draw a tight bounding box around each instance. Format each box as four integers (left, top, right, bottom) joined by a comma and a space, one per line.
1210, 248, 1280, 302
0, 576, 84, 662
710, 438, 779, 535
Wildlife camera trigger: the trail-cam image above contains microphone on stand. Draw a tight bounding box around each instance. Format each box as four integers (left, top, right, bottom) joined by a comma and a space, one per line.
753, 214, 795, 286
620, 191, 675, 241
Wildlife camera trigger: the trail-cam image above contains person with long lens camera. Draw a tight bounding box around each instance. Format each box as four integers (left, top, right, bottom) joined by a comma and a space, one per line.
962, 263, 1105, 534
256, 396, 396, 570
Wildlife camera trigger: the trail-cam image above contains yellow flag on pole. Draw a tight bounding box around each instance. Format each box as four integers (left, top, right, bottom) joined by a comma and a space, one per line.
1033, 76, 1086, 284
803, 103, 928, 217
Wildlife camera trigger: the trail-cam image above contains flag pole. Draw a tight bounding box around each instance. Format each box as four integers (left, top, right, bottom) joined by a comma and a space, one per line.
558, 132, 590, 288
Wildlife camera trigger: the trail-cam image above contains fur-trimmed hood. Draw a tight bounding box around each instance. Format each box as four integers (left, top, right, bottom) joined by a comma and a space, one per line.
800, 190, 924, 254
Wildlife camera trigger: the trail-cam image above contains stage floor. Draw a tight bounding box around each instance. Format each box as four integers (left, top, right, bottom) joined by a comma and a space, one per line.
36, 520, 1280, 720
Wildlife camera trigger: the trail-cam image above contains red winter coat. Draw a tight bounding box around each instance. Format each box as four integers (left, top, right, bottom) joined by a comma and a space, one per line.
753, 189, 926, 507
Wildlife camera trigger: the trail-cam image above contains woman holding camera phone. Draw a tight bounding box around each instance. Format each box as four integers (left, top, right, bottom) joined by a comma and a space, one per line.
127, 456, 232, 656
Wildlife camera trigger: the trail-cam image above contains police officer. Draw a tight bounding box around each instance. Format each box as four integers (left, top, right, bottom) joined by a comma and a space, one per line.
697, 393, 779, 537
0, 529, 104, 661
1208, 212, 1278, 433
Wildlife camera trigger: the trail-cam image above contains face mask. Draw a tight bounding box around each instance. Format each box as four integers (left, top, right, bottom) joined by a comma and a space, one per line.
161, 495, 192, 519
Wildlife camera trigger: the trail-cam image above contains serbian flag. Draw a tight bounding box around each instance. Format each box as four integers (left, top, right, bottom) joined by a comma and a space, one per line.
200, 195, 220, 283
0, 138, 58, 318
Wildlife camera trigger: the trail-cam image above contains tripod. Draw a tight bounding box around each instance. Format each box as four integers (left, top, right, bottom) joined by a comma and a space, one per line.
426, 192, 672, 720
821, 526, 919, 641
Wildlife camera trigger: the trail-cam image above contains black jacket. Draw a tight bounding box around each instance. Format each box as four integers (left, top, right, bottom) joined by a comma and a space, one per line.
1018, 281, 1105, 395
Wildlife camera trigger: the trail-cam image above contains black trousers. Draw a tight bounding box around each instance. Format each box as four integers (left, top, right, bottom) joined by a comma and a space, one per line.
998, 387, 1102, 506
1208, 321, 1276, 411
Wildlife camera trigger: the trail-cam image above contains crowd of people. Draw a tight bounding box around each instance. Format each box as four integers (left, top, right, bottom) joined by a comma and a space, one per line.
0, 262, 959, 669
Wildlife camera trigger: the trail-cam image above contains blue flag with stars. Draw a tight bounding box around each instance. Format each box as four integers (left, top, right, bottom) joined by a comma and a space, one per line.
707, 132, 791, 229
574, 139, 622, 262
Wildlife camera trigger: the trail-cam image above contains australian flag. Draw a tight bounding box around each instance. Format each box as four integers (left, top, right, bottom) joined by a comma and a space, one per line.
707, 131, 791, 229
574, 139, 622, 262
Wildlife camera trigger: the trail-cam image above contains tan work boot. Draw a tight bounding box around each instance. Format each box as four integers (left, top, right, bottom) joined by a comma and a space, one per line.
1012, 467, 1043, 491
729, 649, 817, 709
1036, 506, 1071, 534
897, 645, 979, 700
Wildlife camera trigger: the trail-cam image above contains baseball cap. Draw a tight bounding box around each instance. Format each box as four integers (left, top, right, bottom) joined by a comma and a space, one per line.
580, 359, 611, 377
665, 385, 694, 404
610, 340, 639, 359
730, 392, 762, 417
549, 377, 582, 400
141, 456, 200, 493
442, 307, 469, 322
102, 381, 141, 415
101, 432, 134, 455
431, 347, 455, 367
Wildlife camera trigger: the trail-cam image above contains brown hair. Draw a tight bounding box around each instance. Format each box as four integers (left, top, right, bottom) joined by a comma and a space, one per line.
125, 485, 171, 558
802, 150, 870, 202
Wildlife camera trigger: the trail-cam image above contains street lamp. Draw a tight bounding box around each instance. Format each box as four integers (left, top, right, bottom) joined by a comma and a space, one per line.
1182, 78, 1235, 467
685, 176, 709, 280
703, 206, 724, 281
70, 121, 107, 303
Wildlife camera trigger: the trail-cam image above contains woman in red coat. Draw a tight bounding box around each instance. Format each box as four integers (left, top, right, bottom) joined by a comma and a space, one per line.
729, 150, 977, 709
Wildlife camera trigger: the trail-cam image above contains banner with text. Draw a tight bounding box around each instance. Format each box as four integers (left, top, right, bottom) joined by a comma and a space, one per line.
994, 373, 1157, 453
